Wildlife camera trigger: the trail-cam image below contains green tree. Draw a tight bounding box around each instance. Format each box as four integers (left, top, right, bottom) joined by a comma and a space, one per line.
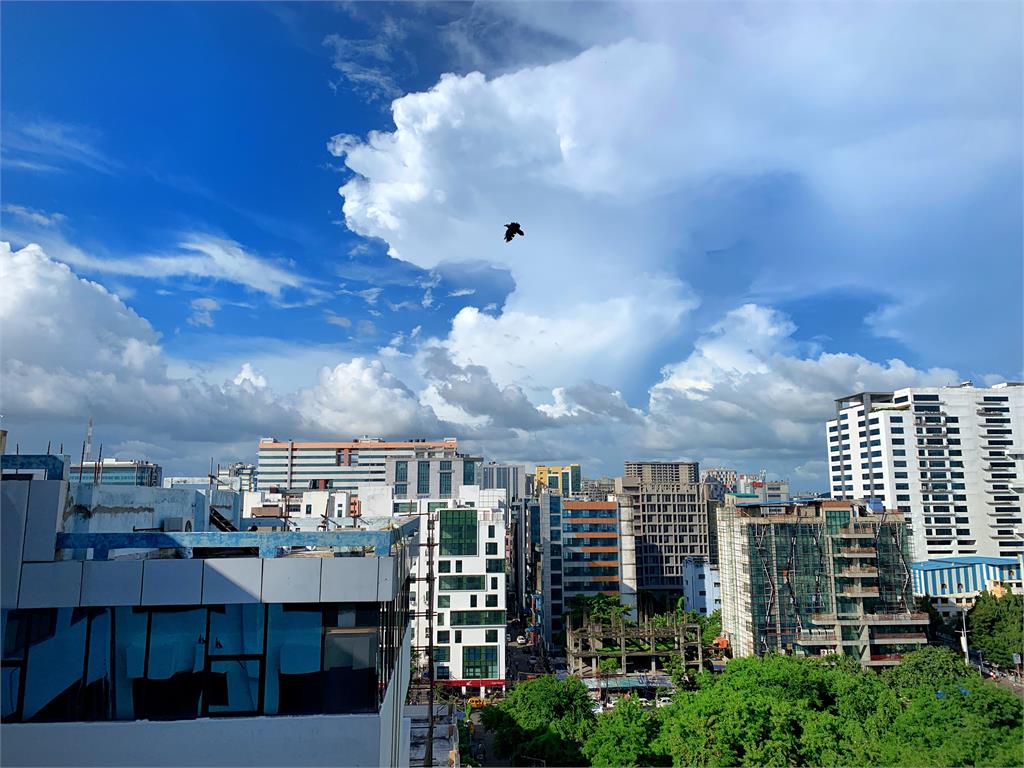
883, 646, 973, 694
599, 657, 619, 701
584, 697, 669, 767
968, 589, 1024, 669
482, 675, 597, 766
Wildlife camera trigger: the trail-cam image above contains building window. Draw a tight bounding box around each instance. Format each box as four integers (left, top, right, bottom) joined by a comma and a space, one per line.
463, 461, 476, 485
486, 559, 504, 573
438, 561, 452, 574
486, 595, 498, 608
485, 630, 498, 643
437, 596, 450, 608
439, 576, 486, 591
395, 483, 407, 497
470, 595, 478, 607
449, 611, 505, 626
417, 461, 430, 495
395, 461, 408, 482
488, 525, 495, 539
454, 631, 462, 643
490, 577, 498, 590
437, 631, 450, 643
439, 510, 478, 556
462, 646, 498, 679
439, 473, 452, 498
440, 461, 452, 472
486, 542, 498, 556
433, 647, 450, 662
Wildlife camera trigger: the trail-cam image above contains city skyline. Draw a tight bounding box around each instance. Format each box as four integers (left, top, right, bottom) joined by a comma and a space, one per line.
2, 2, 1021, 485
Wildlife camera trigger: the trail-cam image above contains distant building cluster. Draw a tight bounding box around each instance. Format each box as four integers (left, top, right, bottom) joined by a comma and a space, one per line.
0, 381, 1020, 766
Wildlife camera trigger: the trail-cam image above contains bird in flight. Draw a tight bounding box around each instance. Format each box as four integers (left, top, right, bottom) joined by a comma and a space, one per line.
504, 222, 524, 242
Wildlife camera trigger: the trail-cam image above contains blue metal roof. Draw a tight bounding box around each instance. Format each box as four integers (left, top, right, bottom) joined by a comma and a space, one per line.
911, 556, 1018, 571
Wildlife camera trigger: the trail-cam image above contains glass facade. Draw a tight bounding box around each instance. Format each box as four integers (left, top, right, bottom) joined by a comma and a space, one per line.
0, 596, 406, 724
449, 611, 505, 626
462, 646, 498, 679
395, 461, 408, 482
439, 509, 478, 556
438, 576, 486, 591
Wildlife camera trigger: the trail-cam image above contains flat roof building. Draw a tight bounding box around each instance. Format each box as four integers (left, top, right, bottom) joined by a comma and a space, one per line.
1, 477, 418, 767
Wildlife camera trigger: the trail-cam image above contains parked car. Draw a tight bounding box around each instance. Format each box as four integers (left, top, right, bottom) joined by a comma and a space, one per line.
506, 632, 512, 642
516, 635, 527, 645
656, 697, 672, 708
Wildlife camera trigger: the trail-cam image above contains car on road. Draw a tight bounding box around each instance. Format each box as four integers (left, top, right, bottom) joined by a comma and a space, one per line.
516, 635, 526, 645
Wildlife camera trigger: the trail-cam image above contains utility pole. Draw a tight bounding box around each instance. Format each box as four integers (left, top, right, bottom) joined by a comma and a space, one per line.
959, 607, 970, 667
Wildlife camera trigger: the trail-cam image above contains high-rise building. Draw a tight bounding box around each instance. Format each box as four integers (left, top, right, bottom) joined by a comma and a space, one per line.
625, 460, 699, 484
480, 462, 528, 503
701, 466, 738, 492
614, 472, 715, 590
534, 464, 582, 496
717, 496, 928, 667
70, 457, 163, 486
825, 382, 1023, 559
1, 475, 417, 766
535, 493, 636, 645
256, 437, 464, 492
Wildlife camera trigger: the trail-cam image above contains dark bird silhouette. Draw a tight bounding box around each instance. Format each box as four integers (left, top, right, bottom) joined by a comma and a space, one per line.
504, 222, 524, 242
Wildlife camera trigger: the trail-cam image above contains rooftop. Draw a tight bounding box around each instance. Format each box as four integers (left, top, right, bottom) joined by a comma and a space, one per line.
911, 556, 1020, 571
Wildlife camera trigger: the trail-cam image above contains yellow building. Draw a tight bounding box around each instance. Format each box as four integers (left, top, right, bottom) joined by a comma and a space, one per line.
534, 464, 582, 496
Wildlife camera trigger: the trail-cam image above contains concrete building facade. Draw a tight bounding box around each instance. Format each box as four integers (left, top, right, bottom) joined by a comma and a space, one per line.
614, 474, 714, 590
383, 451, 482, 500
256, 437, 463, 492
480, 462, 527, 504
625, 461, 699, 485
826, 383, 1023, 560
718, 496, 928, 668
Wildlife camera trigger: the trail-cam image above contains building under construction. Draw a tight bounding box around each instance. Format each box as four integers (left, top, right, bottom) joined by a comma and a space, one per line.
565, 614, 702, 680
718, 496, 928, 668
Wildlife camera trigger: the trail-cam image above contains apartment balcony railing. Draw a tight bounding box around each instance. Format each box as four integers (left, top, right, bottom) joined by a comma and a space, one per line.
796, 630, 837, 644
872, 632, 928, 643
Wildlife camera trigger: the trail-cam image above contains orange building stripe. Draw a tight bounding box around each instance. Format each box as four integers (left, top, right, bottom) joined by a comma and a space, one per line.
563, 501, 617, 509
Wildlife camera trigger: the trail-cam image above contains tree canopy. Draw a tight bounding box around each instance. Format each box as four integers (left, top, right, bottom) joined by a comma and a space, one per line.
491, 648, 1023, 768
967, 588, 1024, 669
480, 675, 596, 766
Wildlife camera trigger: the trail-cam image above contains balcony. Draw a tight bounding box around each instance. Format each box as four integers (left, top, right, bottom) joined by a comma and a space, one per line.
862, 612, 929, 624
837, 528, 875, 538
872, 632, 928, 644
836, 547, 877, 557
796, 630, 837, 645
838, 587, 880, 598
836, 567, 879, 578
864, 654, 904, 666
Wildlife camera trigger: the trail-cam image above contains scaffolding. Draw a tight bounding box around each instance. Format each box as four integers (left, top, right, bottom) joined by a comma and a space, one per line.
721, 500, 928, 667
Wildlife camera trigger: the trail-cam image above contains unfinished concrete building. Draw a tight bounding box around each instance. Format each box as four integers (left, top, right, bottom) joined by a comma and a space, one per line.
565, 615, 702, 678
718, 497, 928, 668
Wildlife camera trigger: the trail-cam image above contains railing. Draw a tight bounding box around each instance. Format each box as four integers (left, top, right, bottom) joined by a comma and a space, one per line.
838, 587, 880, 597
836, 547, 877, 556
863, 612, 928, 623
868, 654, 903, 662
55, 516, 421, 559
836, 568, 879, 577
872, 632, 927, 641
837, 528, 875, 537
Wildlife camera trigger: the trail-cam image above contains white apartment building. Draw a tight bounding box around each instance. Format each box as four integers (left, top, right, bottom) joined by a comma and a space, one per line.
256, 437, 462, 492
362, 486, 508, 696
826, 382, 1023, 560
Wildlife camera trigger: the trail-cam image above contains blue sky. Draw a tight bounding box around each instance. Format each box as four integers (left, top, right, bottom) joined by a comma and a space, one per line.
2, 1, 1021, 485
